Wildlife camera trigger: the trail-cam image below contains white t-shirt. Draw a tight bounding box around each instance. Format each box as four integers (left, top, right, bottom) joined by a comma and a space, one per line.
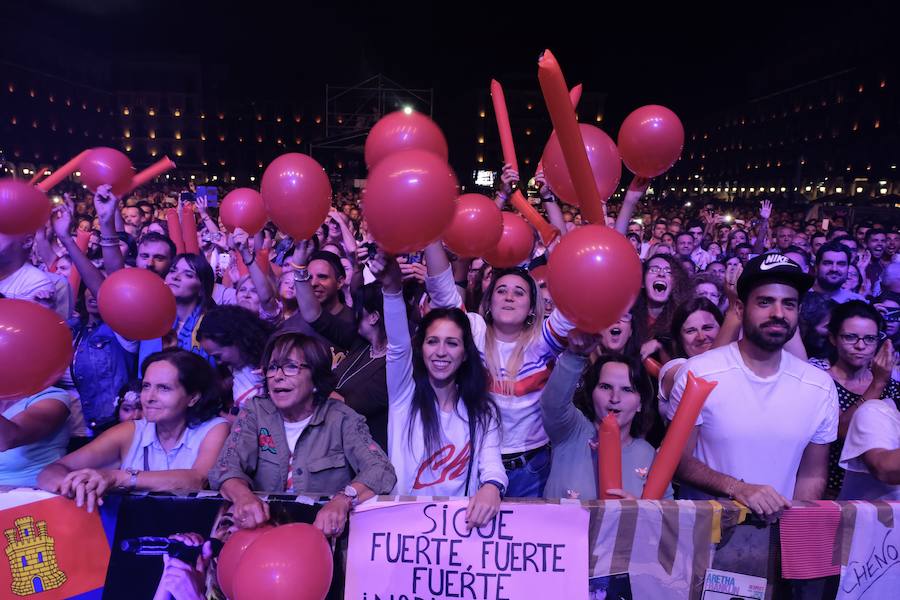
233, 365, 264, 409
284, 415, 313, 456
668, 342, 839, 499
0, 263, 55, 303
839, 399, 900, 501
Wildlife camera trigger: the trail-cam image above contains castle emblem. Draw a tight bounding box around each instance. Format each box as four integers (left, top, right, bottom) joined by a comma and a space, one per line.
4, 516, 67, 596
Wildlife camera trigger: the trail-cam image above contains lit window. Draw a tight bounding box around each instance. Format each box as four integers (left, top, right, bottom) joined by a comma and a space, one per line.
174, 109, 181, 117
175, 131, 182, 140
148, 108, 156, 116
122, 107, 130, 115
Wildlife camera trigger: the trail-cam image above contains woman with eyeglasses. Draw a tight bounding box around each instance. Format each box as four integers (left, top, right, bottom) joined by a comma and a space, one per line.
423, 240, 574, 498
208, 331, 396, 538
632, 255, 691, 364
815, 301, 900, 498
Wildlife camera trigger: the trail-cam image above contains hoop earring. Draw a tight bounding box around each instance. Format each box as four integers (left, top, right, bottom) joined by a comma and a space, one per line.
525, 313, 536, 327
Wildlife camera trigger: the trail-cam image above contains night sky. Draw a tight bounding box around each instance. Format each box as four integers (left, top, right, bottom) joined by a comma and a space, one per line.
3, 1, 895, 129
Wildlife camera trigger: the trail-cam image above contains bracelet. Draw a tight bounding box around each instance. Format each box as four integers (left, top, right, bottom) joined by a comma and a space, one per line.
496, 192, 509, 202
287, 261, 307, 271
243, 253, 255, 266
725, 478, 743, 500
99, 241, 121, 247
100, 235, 119, 243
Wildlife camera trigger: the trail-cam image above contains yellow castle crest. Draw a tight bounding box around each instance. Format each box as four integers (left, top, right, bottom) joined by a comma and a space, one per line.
4, 516, 67, 596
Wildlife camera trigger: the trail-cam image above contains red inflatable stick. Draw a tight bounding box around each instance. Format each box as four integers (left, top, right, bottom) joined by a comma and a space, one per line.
181, 203, 200, 254
510, 190, 558, 245
491, 79, 558, 245
537, 50, 604, 225
28, 166, 50, 186
598, 414, 623, 500
536, 84, 581, 176
165, 208, 186, 255
490, 79, 518, 172
642, 371, 717, 499
643, 357, 662, 378
68, 229, 91, 294
36, 150, 89, 192
126, 157, 176, 194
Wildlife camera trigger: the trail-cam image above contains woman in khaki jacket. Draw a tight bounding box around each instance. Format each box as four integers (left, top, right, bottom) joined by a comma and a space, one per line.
209, 331, 396, 539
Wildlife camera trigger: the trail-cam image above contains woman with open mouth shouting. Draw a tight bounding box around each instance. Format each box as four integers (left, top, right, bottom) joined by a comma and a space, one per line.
423, 240, 575, 498
540, 330, 672, 500
632, 255, 691, 365
371, 249, 507, 529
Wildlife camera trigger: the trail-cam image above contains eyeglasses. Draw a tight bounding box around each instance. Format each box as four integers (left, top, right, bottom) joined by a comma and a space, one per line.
648, 266, 673, 275
265, 362, 310, 377
838, 333, 881, 346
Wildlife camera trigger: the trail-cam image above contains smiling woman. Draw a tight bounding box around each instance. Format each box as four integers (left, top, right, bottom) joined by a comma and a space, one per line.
37, 349, 229, 512
208, 331, 396, 539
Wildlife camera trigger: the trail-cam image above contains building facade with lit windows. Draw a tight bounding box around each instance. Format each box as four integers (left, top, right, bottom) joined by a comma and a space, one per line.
664, 64, 897, 201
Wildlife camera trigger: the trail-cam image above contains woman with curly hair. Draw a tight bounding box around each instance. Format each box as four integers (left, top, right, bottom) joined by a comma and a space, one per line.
198, 305, 274, 411
631, 254, 692, 363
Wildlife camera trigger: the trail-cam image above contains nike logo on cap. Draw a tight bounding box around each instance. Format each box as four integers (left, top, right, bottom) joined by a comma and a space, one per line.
759, 254, 794, 271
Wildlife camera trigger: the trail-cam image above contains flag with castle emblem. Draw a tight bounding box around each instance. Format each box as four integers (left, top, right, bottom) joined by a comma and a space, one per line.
0, 490, 110, 599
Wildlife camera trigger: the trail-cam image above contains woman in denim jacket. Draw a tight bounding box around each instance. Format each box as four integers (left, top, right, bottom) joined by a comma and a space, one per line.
209, 332, 396, 539
68, 284, 138, 430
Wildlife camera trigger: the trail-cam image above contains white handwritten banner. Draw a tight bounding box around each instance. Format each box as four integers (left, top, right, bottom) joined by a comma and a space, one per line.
837, 502, 900, 600
345, 497, 589, 600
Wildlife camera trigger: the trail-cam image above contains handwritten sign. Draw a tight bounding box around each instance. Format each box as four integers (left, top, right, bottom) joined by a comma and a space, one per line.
838, 503, 900, 600
345, 499, 588, 600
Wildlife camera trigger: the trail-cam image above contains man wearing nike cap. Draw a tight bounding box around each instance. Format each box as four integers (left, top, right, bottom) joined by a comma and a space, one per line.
668, 253, 839, 518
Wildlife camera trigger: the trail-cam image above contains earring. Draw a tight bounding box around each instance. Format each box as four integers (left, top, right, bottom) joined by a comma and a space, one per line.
525, 313, 536, 326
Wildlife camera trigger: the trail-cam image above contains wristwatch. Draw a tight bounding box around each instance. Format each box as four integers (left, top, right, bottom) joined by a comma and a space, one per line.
293, 267, 311, 282
482, 480, 506, 498
338, 485, 359, 506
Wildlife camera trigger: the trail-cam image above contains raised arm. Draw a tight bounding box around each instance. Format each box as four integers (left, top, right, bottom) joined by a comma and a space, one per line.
540, 334, 595, 443
615, 176, 651, 236
752, 200, 772, 255
535, 170, 567, 235
233, 228, 278, 316
52, 204, 105, 298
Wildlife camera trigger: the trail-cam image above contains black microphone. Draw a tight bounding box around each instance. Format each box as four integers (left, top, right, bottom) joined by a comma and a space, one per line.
120, 536, 224, 563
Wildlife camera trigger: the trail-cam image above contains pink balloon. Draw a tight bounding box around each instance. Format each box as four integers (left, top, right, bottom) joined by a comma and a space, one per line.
482, 212, 535, 268
365, 110, 449, 169
232, 524, 333, 600
220, 188, 267, 235
0, 180, 51, 235
261, 153, 332, 241
79, 147, 135, 196
0, 299, 73, 401
363, 150, 458, 254
617, 105, 685, 177
98, 269, 176, 340
542, 124, 621, 206
442, 194, 504, 258
547, 225, 641, 332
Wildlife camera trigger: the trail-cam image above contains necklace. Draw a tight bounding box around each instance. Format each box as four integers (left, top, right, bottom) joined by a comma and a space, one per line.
336, 345, 381, 390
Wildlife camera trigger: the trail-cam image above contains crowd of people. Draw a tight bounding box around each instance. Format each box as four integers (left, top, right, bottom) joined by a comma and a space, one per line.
1, 161, 899, 596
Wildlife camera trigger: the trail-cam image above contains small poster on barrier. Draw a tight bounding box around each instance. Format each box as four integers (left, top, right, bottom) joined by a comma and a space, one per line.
345, 497, 589, 600
701, 568, 766, 599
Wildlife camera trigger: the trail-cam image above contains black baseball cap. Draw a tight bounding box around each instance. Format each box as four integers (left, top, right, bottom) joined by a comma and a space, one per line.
736, 253, 815, 302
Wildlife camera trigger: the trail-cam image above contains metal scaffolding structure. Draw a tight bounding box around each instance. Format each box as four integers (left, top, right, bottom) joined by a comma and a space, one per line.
311, 74, 433, 157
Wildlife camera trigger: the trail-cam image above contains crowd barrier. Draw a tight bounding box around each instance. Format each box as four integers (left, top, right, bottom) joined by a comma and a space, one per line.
0, 488, 894, 599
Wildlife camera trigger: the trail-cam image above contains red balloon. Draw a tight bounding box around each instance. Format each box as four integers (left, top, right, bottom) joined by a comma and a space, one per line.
232, 524, 333, 600
79, 147, 135, 196
365, 110, 449, 169
0, 180, 51, 235
530, 264, 549, 286
261, 153, 332, 241
548, 225, 642, 332
220, 188, 267, 235
482, 212, 535, 268
442, 194, 504, 258
542, 124, 621, 206
363, 150, 458, 254
98, 269, 176, 340
217, 526, 273, 600
0, 299, 73, 400
617, 105, 685, 177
